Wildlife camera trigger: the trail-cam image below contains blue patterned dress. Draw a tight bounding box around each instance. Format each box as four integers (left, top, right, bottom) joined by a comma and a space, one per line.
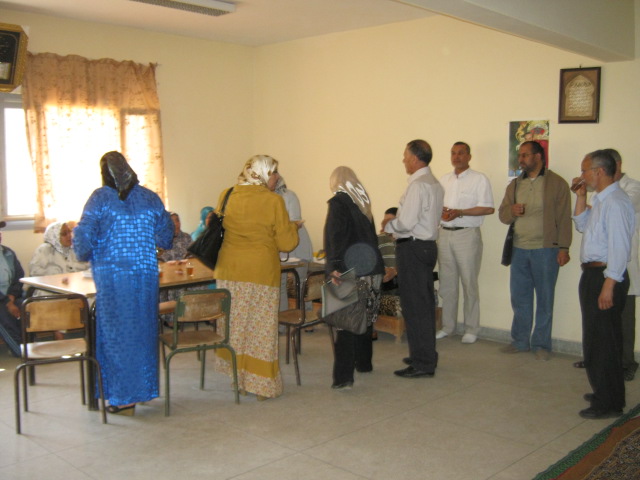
74, 184, 173, 405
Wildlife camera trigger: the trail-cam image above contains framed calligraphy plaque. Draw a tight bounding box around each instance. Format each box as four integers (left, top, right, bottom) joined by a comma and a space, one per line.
558, 67, 601, 123
0, 23, 28, 93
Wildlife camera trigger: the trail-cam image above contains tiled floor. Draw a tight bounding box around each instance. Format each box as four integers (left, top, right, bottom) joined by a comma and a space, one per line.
1, 327, 638, 480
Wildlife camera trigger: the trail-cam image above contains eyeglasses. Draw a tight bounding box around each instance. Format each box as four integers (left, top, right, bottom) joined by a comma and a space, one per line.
580, 167, 600, 174
517, 152, 535, 159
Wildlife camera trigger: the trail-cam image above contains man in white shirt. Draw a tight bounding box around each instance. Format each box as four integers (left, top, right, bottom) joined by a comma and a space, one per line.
384, 139, 444, 378
437, 142, 495, 344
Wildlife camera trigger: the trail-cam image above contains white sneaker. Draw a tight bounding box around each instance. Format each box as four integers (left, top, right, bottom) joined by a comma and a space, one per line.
461, 333, 477, 344
435, 330, 449, 340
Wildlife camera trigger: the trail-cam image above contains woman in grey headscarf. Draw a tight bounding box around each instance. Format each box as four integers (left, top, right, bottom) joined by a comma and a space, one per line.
270, 173, 313, 310
324, 166, 384, 390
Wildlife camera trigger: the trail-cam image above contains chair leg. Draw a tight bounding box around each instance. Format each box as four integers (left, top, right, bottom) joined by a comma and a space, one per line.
79, 361, 86, 405
285, 325, 291, 364
21, 364, 28, 412
165, 351, 175, 416
228, 347, 240, 404
291, 329, 301, 386
86, 357, 108, 425
14, 363, 25, 434
199, 349, 206, 390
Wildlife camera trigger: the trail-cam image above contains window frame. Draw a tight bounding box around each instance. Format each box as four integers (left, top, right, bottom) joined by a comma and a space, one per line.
0, 91, 35, 229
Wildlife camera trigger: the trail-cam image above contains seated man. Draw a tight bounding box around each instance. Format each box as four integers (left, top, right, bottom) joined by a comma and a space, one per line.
0, 220, 25, 357
158, 212, 192, 262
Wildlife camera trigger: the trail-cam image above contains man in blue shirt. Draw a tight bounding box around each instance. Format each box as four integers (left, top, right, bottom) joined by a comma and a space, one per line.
572, 150, 635, 419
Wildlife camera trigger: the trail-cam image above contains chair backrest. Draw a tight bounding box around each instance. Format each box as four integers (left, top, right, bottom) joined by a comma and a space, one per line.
303, 270, 325, 304
22, 294, 89, 335
175, 289, 231, 340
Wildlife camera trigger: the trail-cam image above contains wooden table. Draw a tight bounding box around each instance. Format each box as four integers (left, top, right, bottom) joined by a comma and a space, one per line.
21, 258, 215, 298
20, 259, 215, 410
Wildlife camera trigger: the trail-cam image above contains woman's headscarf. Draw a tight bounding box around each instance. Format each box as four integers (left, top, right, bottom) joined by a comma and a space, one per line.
100, 151, 139, 200
191, 206, 214, 240
329, 166, 373, 221
237, 155, 278, 186
43, 222, 70, 257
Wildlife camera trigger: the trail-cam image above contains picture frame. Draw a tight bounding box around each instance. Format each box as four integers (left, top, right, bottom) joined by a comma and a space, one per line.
0, 23, 29, 93
558, 67, 601, 123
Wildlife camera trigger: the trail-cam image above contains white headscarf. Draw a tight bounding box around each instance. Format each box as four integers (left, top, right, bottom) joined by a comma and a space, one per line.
329, 166, 373, 221
43, 222, 71, 257
237, 155, 279, 186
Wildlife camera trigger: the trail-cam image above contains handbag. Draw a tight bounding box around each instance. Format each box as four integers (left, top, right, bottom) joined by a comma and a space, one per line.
501, 178, 518, 267
501, 223, 515, 266
187, 187, 233, 269
321, 269, 369, 335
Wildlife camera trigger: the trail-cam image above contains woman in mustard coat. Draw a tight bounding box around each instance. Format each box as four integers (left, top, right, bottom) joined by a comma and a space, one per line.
214, 155, 299, 399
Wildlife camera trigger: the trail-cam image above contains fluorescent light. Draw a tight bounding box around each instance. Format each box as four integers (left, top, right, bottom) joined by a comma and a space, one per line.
129, 0, 236, 17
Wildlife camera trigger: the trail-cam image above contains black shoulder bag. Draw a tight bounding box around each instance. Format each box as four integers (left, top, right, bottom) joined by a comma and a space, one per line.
501, 179, 517, 266
187, 187, 233, 269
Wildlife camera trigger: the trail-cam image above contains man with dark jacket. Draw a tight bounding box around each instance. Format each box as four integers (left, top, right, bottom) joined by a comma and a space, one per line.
0, 220, 25, 357
498, 141, 572, 360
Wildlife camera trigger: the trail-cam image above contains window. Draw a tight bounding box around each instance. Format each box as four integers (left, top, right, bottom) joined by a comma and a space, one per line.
0, 92, 37, 221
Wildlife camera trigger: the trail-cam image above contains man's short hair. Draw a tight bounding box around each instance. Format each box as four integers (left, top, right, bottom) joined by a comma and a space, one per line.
588, 150, 616, 177
453, 141, 470, 154
407, 139, 433, 166
603, 148, 622, 164
384, 207, 398, 216
521, 140, 545, 162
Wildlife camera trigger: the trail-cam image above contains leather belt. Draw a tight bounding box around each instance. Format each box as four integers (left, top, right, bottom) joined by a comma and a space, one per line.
441, 226, 466, 231
581, 262, 607, 269
396, 237, 433, 244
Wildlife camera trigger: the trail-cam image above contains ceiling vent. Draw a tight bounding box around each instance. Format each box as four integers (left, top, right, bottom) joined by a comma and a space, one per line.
129, 0, 236, 17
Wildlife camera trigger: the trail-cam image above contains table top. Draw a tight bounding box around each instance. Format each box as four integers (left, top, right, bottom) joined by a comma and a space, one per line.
21, 258, 215, 297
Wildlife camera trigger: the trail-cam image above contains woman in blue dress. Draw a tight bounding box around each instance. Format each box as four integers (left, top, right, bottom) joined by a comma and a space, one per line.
74, 151, 173, 415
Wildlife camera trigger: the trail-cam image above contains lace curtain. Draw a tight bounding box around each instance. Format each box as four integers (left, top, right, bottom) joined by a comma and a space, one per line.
22, 52, 166, 231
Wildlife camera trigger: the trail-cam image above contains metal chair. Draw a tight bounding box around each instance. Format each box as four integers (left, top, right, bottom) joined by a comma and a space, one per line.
159, 289, 239, 416
14, 294, 107, 434
278, 269, 325, 385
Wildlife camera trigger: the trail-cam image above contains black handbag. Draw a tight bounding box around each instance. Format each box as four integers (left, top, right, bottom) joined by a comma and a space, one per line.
187, 187, 233, 269
501, 178, 518, 266
501, 223, 515, 266
321, 269, 369, 335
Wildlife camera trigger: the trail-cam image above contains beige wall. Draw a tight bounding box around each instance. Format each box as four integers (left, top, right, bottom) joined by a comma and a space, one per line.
251, 16, 640, 346
2, 9, 640, 346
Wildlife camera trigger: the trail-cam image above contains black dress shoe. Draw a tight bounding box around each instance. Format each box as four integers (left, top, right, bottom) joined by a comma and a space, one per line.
394, 366, 434, 378
331, 381, 353, 390
583, 393, 595, 402
356, 365, 373, 373
579, 407, 623, 419
402, 357, 412, 365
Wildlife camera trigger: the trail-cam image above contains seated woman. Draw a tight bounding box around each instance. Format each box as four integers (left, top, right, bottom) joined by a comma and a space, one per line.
29, 221, 89, 339
30, 221, 89, 277
191, 206, 214, 241
158, 212, 192, 262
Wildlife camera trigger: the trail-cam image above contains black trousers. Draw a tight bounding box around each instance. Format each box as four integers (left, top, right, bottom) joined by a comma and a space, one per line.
621, 294, 639, 374
333, 324, 373, 384
579, 267, 628, 411
396, 240, 438, 372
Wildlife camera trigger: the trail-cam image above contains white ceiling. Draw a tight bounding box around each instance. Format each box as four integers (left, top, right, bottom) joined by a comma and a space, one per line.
0, 0, 436, 46
1, 0, 635, 60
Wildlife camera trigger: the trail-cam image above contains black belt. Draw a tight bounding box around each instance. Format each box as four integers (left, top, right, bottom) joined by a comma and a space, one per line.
581, 262, 607, 269
396, 237, 434, 244
441, 226, 467, 231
